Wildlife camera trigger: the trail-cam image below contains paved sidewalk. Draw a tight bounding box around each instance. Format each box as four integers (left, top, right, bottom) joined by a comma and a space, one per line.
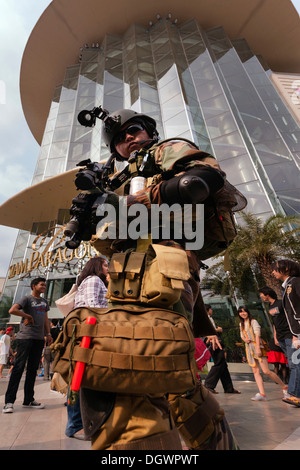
0, 372, 299, 450
0, 375, 89, 450
216, 376, 300, 451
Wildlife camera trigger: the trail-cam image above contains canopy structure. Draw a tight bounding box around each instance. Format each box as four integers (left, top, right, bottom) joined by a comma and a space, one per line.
20, 0, 300, 145
0, 168, 78, 231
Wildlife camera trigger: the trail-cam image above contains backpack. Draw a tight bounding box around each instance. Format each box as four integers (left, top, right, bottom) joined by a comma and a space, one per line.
52, 304, 198, 396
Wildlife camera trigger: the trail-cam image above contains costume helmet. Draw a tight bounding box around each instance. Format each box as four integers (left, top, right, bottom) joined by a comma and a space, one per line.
102, 109, 158, 152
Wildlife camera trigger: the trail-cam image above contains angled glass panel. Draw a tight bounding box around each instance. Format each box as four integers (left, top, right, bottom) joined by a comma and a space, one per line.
160, 93, 185, 122
76, 81, 97, 97
189, 53, 217, 81
252, 139, 292, 165
194, 78, 223, 102
155, 56, 174, 80
60, 87, 77, 102
34, 159, 47, 177
164, 110, 190, 139
38, 145, 50, 160
240, 112, 281, 145
264, 162, 300, 192
279, 132, 300, 152
52, 126, 72, 143
235, 181, 272, 214
44, 158, 66, 178
159, 75, 182, 103
276, 190, 300, 216
55, 112, 73, 127
219, 154, 258, 185
201, 94, 230, 119
48, 141, 68, 159
211, 131, 246, 161
68, 142, 91, 163
206, 111, 237, 139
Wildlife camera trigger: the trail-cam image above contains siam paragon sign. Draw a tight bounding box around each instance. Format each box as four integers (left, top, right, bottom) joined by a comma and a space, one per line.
8, 225, 95, 279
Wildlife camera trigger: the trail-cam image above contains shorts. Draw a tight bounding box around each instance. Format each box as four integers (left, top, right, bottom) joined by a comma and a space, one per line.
0, 354, 8, 365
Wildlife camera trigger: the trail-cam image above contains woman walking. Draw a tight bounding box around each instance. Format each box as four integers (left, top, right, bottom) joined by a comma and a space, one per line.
238, 307, 288, 401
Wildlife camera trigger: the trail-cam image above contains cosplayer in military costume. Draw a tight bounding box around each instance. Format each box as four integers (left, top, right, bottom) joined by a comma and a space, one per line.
55, 108, 245, 450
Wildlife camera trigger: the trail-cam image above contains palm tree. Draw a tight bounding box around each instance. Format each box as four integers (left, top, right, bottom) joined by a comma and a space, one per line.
226, 212, 300, 298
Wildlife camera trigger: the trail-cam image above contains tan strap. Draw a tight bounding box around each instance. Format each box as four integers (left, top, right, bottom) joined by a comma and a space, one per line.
179, 392, 220, 439
63, 347, 191, 372
66, 323, 190, 341
125, 252, 145, 276
109, 252, 128, 278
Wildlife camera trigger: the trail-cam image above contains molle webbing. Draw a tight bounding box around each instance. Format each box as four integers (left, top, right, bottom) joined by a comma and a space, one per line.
66, 322, 189, 341
63, 318, 191, 372
62, 348, 191, 373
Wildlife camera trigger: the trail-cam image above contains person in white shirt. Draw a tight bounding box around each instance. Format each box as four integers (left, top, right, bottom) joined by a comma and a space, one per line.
0, 327, 15, 378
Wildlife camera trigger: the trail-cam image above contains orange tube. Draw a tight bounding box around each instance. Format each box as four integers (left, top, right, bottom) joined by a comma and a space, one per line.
68, 316, 96, 404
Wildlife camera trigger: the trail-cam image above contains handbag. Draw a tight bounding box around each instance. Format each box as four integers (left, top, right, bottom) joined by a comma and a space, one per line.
55, 284, 78, 316
194, 338, 211, 371
260, 338, 270, 352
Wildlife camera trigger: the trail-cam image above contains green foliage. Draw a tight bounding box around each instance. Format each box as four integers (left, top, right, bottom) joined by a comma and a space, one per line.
0, 294, 13, 327
201, 212, 300, 300
230, 212, 300, 265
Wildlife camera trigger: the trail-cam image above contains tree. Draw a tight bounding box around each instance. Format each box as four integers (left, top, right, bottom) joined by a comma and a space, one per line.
224, 212, 300, 298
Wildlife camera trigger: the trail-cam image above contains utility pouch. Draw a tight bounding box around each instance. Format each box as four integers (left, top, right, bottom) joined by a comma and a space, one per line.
140, 244, 190, 308
123, 252, 146, 300
107, 252, 146, 302
107, 252, 128, 300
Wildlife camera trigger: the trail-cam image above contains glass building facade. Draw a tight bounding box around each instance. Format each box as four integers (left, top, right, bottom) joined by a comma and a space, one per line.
1, 17, 300, 328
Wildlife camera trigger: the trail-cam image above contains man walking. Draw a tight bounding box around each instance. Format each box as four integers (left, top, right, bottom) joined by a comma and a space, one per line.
3, 277, 52, 413
270, 260, 300, 407
204, 305, 240, 394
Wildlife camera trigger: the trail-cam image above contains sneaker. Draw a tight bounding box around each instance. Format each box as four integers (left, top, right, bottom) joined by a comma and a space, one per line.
282, 396, 300, 407
283, 388, 291, 398
71, 430, 86, 440
22, 400, 45, 409
251, 393, 267, 401
2, 403, 14, 413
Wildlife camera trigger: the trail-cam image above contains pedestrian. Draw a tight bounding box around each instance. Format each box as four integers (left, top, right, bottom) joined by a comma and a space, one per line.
266, 337, 289, 383
204, 305, 240, 394
238, 306, 288, 401
0, 327, 15, 378
65, 256, 109, 440
258, 287, 293, 387
43, 320, 60, 380
74, 256, 109, 309
270, 259, 300, 407
49, 319, 60, 342
2, 277, 52, 413
59, 107, 245, 450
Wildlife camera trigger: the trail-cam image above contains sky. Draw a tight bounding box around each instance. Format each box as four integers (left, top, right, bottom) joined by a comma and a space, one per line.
0, 0, 299, 279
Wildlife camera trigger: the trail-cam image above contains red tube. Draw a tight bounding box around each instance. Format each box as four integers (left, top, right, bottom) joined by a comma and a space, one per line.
70, 316, 96, 394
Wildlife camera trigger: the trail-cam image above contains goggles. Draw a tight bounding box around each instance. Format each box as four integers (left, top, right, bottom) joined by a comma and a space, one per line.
113, 123, 145, 146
